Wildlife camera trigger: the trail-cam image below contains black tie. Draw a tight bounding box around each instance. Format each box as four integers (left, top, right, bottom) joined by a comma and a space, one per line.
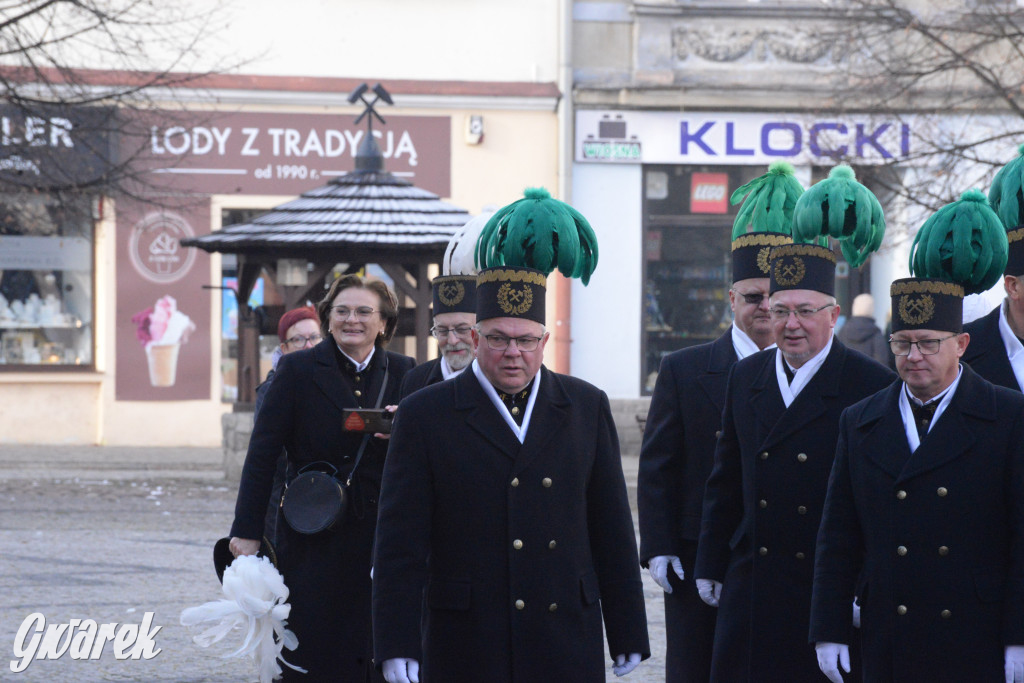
911, 401, 938, 441
782, 361, 796, 385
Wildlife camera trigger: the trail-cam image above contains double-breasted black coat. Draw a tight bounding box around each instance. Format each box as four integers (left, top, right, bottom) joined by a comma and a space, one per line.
810, 365, 1024, 682
372, 365, 650, 683
638, 328, 735, 682
398, 357, 444, 399
963, 304, 1022, 392
231, 340, 414, 681
694, 340, 894, 682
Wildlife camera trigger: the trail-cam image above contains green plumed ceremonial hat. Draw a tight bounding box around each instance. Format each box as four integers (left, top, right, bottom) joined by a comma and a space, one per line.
909, 188, 1008, 296
729, 162, 800, 282
793, 164, 885, 268
896, 188, 1009, 333
475, 187, 598, 285
987, 144, 1024, 276
729, 161, 805, 240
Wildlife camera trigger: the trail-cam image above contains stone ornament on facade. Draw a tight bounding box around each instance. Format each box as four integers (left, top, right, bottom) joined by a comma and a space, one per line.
671, 27, 842, 64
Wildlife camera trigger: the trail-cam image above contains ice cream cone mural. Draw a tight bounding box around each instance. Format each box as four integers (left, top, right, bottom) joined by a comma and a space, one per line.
132, 295, 196, 387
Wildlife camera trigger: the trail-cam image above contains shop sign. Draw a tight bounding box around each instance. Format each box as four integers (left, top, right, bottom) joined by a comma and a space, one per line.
126, 212, 197, 285
576, 110, 925, 165
122, 110, 452, 197
690, 173, 729, 213
115, 200, 211, 401
0, 105, 113, 189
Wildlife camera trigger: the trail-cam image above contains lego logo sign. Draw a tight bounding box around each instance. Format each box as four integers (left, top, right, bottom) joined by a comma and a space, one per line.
690, 173, 729, 214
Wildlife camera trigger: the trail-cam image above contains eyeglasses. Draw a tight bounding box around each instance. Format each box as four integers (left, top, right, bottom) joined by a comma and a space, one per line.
285, 334, 322, 349
431, 325, 473, 340
331, 306, 377, 321
888, 334, 958, 356
731, 289, 766, 305
769, 303, 835, 320
482, 334, 542, 352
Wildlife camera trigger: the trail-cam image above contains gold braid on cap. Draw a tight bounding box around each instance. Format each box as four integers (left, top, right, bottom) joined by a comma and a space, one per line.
477, 269, 547, 286
731, 233, 793, 251
890, 280, 964, 298
769, 243, 837, 263
1008, 227, 1024, 244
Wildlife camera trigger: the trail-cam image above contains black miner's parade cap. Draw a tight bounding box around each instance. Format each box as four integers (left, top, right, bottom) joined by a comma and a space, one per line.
890, 278, 965, 333
472, 187, 600, 324
732, 232, 793, 282
898, 189, 1008, 333
769, 243, 837, 296
432, 275, 477, 315
728, 162, 802, 282
476, 267, 547, 324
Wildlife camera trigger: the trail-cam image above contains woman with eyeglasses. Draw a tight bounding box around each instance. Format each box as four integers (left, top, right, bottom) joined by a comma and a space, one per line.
229, 274, 414, 681
250, 305, 321, 552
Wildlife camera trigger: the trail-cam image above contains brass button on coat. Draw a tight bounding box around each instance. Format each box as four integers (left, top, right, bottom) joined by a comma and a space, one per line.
795, 552, 805, 560
897, 605, 907, 615
941, 609, 951, 619
896, 490, 907, 500
938, 546, 949, 556
354, 390, 362, 397
715, 430, 722, 438
760, 451, 769, 460
759, 499, 768, 509
513, 539, 523, 550
511, 478, 519, 487
897, 546, 908, 556
797, 506, 807, 515
937, 487, 948, 497
511, 406, 520, 416
548, 540, 557, 549
548, 603, 558, 612
515, 600, 525, 610
759, 547, 768, 556
542, 478, 552, 488
797, 453, 808, 462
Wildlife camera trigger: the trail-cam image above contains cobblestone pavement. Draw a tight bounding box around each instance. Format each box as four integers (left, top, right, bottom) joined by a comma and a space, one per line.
0, 446, 667, 682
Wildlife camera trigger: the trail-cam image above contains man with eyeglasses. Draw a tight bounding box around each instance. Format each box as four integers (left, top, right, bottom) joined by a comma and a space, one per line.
638, 230, 791, 683
374, 265, 649, 682
962, 150, 1024, 393
811, 275, 1024, 683
399, 275, 477, 399
694, 243, 895, 682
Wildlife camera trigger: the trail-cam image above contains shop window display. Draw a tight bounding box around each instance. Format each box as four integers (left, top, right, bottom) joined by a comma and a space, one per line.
642, 165, 761, 394
0, 193, 93, 367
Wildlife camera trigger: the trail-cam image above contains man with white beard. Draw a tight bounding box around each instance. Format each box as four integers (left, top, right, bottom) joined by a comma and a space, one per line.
400, 274, 477, 398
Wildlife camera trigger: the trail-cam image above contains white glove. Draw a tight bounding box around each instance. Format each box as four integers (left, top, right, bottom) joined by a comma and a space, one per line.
648, 555, 685, 593
613, 652, 642, 677
815, 642, 850, 683
695, 578, 722, 607
382, 657, 420, 683
1007, 645, 1024, 683
852, 598, 861, 628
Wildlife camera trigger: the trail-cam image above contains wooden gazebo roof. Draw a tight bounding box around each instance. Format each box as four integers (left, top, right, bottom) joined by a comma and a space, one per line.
181, 86, 470, 403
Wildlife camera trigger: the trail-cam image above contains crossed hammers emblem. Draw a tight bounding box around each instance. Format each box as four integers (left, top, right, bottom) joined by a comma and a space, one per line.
903, 296, 928, 316
779, 263, 799, 279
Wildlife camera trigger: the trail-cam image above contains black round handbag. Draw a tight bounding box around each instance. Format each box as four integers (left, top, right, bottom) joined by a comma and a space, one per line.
281, 462, 349, 534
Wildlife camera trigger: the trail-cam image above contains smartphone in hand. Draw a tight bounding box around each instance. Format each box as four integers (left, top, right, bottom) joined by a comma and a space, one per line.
342, 408, 394, 434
